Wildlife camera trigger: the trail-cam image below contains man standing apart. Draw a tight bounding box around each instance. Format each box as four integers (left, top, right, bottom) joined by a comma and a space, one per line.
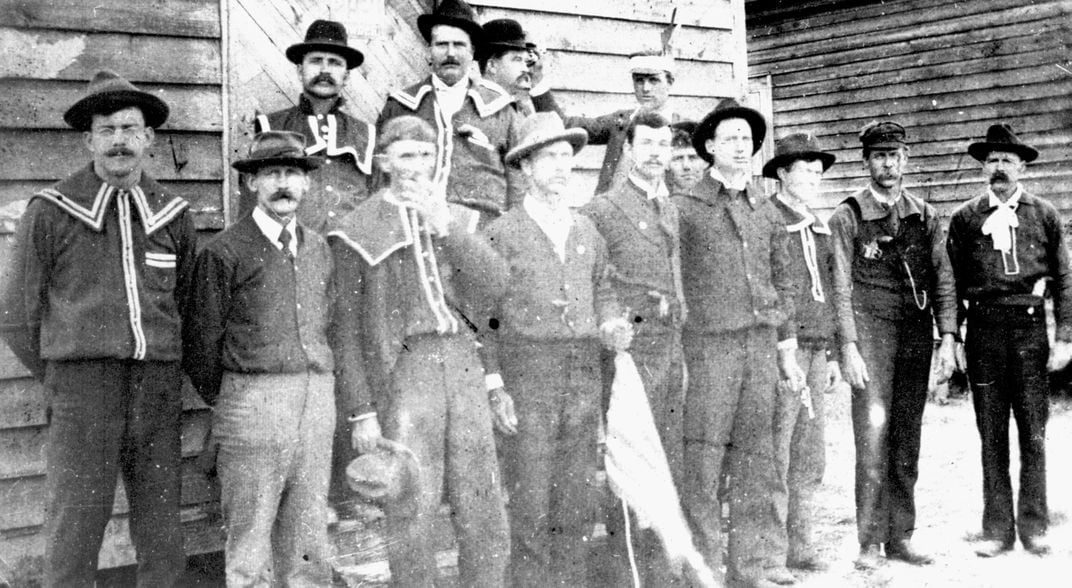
675, 99, 805, 588
947, 124, 1072, 558
828, 121, 957, 569
330, 115, 511, 587
483, 112, 633, 586
184, 131, 341, 584
763, 133, 842, 577
582, 112, 687, 586
0, 70, 193, 586
533, 50, 678, 194
378, 0, 521, 217
245, 20, 376, 233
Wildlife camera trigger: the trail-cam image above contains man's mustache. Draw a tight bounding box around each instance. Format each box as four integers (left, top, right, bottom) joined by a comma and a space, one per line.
270, 190, 295, 201
439, 58, 461, 67
311, 73, 336, 86
990, 170, 1011, 183
105, 147, 134, 157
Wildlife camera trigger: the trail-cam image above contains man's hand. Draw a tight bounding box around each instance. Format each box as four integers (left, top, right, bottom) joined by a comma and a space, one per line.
1049, 340, 1072, 372
599, 316, 634, 351
777, 348, 807, 393
489, 387, 518, 435
934, 334, 956, 385
400, 179, 452, 236
826, 360, 843, 392
351, 415, 383, 454
842, 342, 870, 389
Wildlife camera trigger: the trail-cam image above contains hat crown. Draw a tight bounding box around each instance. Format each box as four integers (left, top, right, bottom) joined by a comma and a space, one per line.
247, 131, 308, 162
774, 133, 821, 158
84, 69, 141, 98
517, 112, 569, 146
984, 123, 1019, 145
483, 18, 527, 44
432, 0, 479, 22
859, 121, 906, 147
303, 19, 349, 44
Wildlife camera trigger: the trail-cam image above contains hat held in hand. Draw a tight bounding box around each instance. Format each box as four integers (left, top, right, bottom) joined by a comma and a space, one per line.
346, 438, 421, 516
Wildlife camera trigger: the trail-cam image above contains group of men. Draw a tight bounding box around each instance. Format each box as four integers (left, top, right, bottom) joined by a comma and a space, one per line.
1, 0, 1068, 587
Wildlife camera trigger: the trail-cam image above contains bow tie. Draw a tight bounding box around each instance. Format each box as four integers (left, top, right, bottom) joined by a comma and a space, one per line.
981, 203, 1019, 253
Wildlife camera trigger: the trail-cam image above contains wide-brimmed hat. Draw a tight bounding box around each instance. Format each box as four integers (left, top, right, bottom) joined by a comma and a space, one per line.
417, 0, 483, 46
762, 133, 837, 179
505, 112, 588, 165
692, 98, 767, 163
232, 131, 323, 173
285, 19, 365, 69
346, 438, 420, 516
481, 18, 529, 56
968, 123, 1038, 163
64, 70, 169, 132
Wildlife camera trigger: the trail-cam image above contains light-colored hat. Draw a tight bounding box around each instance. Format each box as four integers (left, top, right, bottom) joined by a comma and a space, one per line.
505, 112, 588, 165
64, 70, 169, 131
628, 51, 675, 76
346, 438, 421, 517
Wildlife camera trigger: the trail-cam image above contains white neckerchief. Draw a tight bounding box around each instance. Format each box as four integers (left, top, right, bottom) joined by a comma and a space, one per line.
628, 170, 670, 201
524, 194, 573, 263
982, 185, 1023, 275
778, 193, 826, 303
432, 74, 469, 121
709, 166, 748, 192
252, 206, 297, 257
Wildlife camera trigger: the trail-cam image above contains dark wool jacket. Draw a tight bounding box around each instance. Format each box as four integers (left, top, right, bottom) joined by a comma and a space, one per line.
674, 173, 797, 340
183, 213, 339, 406
328, 191, 511, 417
241, 95, 376, 233
377, 76, 523, 214
581, 177, 685, 334
481, 205, 620, 375
947, 189, 1072, 341
0, 164, 196, 379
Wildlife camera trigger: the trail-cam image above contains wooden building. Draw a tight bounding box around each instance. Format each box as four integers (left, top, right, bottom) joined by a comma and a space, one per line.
0, 0, 746, 581
746, 0, 1072, 216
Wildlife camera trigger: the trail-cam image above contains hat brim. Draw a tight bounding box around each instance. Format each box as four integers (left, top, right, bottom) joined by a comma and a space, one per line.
481, 40, 530, 56
692, 106, 767, 164
232, 155, 324, 174
505, 129, 589, 166
346, 440, 421, 515
417, 15, 484, 47
968, 141, 1038, 163
64, 90, 169, 131
762, 151, 836, 179
285, 42, 365, 69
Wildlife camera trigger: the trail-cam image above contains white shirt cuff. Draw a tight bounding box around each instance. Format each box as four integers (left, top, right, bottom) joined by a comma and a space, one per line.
348, 411, 376, 423
776, 337, 798, 352
529, 80, 551, 97
485, 373, 504, 391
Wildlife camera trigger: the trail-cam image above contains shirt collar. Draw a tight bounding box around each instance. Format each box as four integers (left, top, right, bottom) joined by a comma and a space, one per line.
987, 184, 1024, 210
252, 206, 297, 254
298, 93, 345, 115
432, 73, 469, 95
855, 184, 922, 221
628, 170, 669, 200
708, 166, 749, 192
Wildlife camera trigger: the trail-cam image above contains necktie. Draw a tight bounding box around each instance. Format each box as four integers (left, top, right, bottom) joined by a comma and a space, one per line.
278, 228, 294, 260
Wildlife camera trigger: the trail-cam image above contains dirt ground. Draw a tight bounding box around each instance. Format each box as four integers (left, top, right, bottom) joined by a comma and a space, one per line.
788, 384, 1072, 588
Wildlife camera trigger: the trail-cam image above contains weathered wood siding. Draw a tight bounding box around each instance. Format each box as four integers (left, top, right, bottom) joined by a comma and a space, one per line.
0, 0, 227, 579
472, 0, 748, 196
747, 0, 1072, 216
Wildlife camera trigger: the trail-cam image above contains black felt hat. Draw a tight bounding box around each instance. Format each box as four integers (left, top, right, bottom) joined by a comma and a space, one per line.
692, 98, 767, 163
232, 131, 323, 173
762, 133, 836, 179
285, 19, 365, 69
481, 18, 529, 55
64, 70, 169, 131
417, 0, 484, 47
968, 123, 1038, 163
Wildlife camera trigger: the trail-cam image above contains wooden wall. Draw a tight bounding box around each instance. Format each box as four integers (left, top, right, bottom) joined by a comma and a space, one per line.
747, 0, 1072, 216
471, 0, 747, 196
0, 1, 227, 580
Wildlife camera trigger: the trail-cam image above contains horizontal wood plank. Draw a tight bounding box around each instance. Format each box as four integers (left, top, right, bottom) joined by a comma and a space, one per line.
0, 130, 224, 182
2, 79, 222, 132
0, 28, 221, 84
473, 6, 736, 61
0, 0, 220, 38
550, 90, 725, 121
545, 50, 734, 97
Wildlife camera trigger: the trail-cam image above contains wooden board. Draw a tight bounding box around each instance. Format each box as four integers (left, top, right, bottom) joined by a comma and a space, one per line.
0, 28, 221, 84
470, 0, 735, 29
0, 130, 224, 182
551, 90, 727, 121
544, 50, 734, 97
2, 79, 222, 132
0, 0, 220, 38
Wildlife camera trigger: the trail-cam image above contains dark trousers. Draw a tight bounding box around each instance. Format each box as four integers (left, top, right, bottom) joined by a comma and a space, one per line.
966, 306, 1049, 544
771, 344, 828, 566
604, 330, 686, 586
500, 339, 602, 588
681, 327, 780, 584
43, 359, 186, 588
851, 312, 932, 546
382, 334, 509, 588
